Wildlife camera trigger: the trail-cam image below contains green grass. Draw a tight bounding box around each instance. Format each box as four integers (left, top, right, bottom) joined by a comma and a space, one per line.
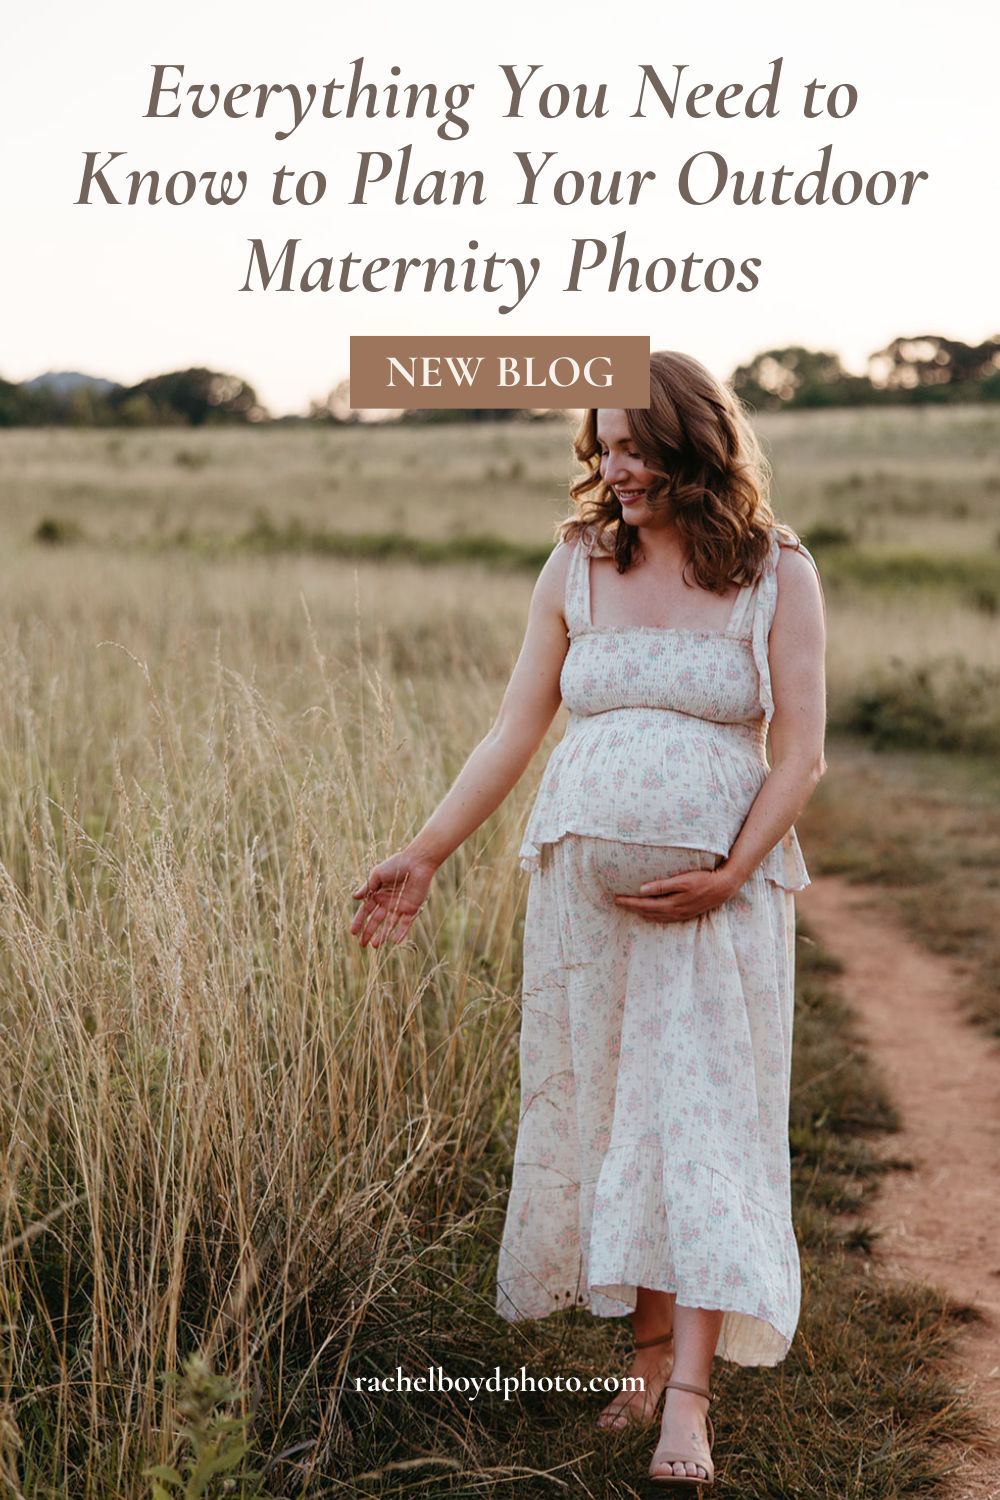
812, 545, 1000, 600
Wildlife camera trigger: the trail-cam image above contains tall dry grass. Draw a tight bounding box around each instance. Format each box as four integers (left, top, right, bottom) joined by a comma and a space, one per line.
0, 551, 543, 1496
2, 410, 993, 1494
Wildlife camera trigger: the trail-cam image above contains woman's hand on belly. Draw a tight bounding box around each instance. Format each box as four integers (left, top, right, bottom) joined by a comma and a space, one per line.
614, 866, 741, 923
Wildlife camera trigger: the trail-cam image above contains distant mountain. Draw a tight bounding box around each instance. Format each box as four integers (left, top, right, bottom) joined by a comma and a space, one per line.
24, 371, 123, 397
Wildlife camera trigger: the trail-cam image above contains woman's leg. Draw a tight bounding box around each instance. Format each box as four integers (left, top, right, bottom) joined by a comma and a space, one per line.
597, 1286, 675, 1428
650, 1304, 722, 1481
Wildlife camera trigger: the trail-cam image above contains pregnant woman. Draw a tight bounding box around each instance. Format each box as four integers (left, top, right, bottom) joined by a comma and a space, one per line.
352, 350, 826, 1487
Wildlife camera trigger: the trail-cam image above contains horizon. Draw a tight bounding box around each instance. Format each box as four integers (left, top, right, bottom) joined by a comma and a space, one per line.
15, 322, 999, 421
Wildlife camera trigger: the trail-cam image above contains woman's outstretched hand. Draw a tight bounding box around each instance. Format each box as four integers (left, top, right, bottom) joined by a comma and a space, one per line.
614, 866, 740, 924
351, 851, 438, 948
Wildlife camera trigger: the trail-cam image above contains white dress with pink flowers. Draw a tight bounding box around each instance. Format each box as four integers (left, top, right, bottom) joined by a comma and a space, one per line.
495, 533, 809, 1367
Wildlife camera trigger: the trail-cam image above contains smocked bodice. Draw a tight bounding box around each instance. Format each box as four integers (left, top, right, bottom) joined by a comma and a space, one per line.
519, 533, 810, 890
561, 626, 764, 729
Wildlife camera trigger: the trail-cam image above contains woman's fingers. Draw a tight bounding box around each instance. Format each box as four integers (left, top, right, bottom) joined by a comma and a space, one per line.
350, 872, 380, 921
615, 871, 726, 923
352, 896, 383, 946
359, 901, 405, 948
350, 887, 384, 939
366, 906, 416, 948
636, 878, 684, 897
351, 856, 436, 947
363, 912, 392, 947
388, 913, 415, 946
615, 893, 690, 919
351, 872, 420, 947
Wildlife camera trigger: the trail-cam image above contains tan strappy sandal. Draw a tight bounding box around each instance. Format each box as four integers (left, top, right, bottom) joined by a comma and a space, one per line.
595, 1329, 673, 1430
634, 1331, 675, 1353
648, 1380, 715, 1488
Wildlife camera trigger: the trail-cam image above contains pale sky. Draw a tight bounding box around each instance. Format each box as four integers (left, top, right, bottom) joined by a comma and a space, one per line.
4, 0, 997, 414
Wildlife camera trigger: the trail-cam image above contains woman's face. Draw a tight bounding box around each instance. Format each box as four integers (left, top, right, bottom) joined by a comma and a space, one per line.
596, 409, 665, 529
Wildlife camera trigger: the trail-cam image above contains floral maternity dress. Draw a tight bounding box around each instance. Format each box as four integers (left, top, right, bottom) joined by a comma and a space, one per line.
495, 531, 810, 1367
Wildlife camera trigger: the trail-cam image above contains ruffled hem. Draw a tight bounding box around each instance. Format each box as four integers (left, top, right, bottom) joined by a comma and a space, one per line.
496, 1157, 800, 1367
497, 1279, 793, 1366
520, 828, 810, 892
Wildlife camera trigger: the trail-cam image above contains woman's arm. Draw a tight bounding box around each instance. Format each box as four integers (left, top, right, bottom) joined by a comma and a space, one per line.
615, 545, 826, 923
351, 545, 572, 947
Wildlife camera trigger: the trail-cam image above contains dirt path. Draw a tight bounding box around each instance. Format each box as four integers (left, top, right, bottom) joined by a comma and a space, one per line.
797, 876, 1000, 1500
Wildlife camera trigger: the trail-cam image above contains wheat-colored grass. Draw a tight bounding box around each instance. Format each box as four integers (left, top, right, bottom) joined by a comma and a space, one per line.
4, 403, 999, 554
0, 423, 576, 548
824, 595, 1000, 707
0, 545, 546, 1496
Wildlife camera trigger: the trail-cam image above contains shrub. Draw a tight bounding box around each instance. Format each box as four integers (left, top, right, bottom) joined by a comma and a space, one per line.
840, 656, 1000, 754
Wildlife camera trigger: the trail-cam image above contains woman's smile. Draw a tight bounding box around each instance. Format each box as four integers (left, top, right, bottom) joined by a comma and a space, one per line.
596, 409, 663, 526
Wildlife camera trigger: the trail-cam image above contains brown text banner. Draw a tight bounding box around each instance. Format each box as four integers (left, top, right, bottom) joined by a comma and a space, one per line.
349, 336, 650, 408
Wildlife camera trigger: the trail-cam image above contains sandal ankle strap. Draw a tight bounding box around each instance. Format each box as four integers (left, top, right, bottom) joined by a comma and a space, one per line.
664, 1380, 715, 1402
634, 1331, 674, 1350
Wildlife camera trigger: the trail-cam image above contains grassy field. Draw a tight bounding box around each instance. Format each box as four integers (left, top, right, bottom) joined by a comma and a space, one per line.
1, 407, 998, 1497
5, 404, 1000, 552
8, 406, 1000, 702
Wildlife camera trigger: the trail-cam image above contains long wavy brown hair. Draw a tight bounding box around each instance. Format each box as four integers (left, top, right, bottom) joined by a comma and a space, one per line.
561, 350, 778, 591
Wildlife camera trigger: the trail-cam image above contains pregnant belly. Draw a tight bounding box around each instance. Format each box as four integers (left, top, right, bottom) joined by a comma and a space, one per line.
566, 837, 722, 898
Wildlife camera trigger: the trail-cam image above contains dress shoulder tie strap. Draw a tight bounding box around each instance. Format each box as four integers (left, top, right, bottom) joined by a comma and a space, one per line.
563, 537, 594, 635
723, 578, 760, 638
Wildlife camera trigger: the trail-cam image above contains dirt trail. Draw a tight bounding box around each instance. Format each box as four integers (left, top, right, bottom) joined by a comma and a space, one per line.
797, 876, 1000, 1500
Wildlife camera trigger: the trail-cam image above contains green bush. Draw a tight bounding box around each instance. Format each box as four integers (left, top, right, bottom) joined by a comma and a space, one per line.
839, 656, 1000, 754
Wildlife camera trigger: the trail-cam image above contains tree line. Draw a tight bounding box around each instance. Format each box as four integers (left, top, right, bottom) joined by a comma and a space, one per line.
2, 334, 998, 427
731, 335, 1000, 411
0, 368, 265, 428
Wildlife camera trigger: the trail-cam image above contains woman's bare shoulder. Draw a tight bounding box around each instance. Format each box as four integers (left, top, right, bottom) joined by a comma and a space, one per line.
774, 541, 825, 621
531, 540, 574, 612
774, 542, 817, 581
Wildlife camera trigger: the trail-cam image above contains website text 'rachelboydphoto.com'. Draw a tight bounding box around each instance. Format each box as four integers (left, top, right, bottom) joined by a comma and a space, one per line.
353, 1367, 644, 1402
